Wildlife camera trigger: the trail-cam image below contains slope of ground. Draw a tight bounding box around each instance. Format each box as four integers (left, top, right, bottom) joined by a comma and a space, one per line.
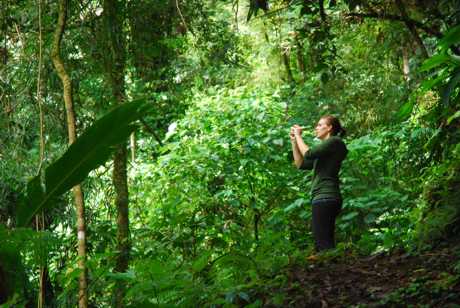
270, 238, 460, 307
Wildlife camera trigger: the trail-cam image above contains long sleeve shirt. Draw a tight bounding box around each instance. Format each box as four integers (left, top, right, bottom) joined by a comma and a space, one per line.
300, 136, 348, 201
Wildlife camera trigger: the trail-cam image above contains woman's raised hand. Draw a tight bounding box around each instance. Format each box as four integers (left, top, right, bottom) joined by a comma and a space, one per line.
292, 124, 302, 136
290, 126, 296, 142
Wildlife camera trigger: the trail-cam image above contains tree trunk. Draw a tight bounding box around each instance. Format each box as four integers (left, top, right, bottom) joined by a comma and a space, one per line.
103, 0, 130, 306
1, 0, 8, 66
50, 0, 88, 307
130, 132, 136, 162
113, 144, 130, 307
402, 45, 410, 81
36, 0, 48, 305
282, 49, 295, 84
295, 36, 306, 83
318, 0, 326, 23
254, 209, 260, 242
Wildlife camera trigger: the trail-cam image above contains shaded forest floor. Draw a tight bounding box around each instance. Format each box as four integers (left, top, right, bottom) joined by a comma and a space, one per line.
267, 238, 460, 307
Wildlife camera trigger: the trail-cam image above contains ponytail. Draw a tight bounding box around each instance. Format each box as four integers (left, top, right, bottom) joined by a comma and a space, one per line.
321, 115, 346, 138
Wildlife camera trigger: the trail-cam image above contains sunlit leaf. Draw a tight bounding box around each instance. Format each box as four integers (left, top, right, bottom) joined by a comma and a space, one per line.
192, 252, 211, 272
447, 110, 460, 125
397, 100, 414, 120
341, 211, 359, 221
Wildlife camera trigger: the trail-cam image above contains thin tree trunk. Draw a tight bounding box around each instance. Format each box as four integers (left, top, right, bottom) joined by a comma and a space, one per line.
402, 45, 410, 81
233, 0, 239, 31
295, 36, 306, 83
50, 0, 88, 307
282, 50, 295, 84
36, 0, 47, 305
1, 1, 7, 65
36, 215, 45, 308
130, 132, 136, 162
318, 0, 326, 23
113, 144, 129, 307
254, 209, 260, 242
103, 0, 130, 306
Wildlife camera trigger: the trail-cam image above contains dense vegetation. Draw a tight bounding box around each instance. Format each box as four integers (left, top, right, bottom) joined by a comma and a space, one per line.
1, 0, 459, 306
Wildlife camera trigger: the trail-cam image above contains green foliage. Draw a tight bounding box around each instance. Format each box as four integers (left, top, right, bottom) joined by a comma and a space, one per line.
420, 25, 460, 106
407, 23, 460, 246
3, 0, 460, 305
288, 20, 411, 134
127, 0, 187, 82
141, 86, 295, 249
0, 224, 58, 304
334, 128, 422, 252
16, 101, 150, 227
414, 146, 460, 244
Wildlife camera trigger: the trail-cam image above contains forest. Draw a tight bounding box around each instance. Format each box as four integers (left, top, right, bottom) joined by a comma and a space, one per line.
1, 0, 460, 306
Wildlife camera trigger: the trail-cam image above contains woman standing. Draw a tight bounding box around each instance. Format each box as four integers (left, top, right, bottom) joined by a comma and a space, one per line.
290, 116, 348, 252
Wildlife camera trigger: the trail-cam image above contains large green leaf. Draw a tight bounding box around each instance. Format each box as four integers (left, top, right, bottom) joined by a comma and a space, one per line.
397, 99, 415, 120
420, 52, 450, 72
16, 101, 150, 227
420, 69, 450, 91
441, 68, 460, 106
439, 24, 460, 49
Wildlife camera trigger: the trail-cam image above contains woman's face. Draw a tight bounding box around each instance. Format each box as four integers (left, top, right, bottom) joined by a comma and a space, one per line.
315, 118, 332, 140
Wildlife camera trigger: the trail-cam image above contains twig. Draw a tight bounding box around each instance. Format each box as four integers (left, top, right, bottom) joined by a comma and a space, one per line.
175, 0, 194, 36
14, 23, 25, 49
140, 118, 163, 146
233, 0, 239, 31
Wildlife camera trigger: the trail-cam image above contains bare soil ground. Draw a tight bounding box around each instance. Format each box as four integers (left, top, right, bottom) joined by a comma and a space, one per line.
277, 239, 460, 307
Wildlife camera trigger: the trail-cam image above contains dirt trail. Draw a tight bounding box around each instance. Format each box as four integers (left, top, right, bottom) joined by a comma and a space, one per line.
280, 240, 460, 307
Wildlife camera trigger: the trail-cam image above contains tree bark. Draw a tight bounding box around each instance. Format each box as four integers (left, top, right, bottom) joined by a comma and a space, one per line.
103, 0, 130, 306
130, 132, 136, 162
36, 0, 48, 305
50, 0, 88, 307
254, 209, 260, 242
318, 0, 326, 23
282, 49, 295, 84
402, 45, 410, 81
295, 36, 306, 83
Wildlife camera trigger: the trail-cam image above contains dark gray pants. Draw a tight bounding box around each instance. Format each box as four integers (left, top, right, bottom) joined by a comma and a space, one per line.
311, 198, 342, 252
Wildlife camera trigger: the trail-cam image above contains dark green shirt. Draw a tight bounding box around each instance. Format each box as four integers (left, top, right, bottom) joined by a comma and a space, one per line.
300, 136, 348, 201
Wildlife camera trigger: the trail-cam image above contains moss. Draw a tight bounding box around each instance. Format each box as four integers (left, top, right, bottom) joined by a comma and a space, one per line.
415, 156, 460, 245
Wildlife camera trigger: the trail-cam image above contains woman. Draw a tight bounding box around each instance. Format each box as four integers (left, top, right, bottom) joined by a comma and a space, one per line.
290, 116, 348, 252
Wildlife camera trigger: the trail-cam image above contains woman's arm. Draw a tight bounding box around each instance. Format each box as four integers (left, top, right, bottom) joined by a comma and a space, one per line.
293, 125, 310, 155
291, 138, 304, 168
294, 133, 310, 156
295, 125, 340, 160
291, 126, 313, 169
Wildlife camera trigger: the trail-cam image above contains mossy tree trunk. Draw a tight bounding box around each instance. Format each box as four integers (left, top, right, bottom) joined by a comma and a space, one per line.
102, 0, 130, 306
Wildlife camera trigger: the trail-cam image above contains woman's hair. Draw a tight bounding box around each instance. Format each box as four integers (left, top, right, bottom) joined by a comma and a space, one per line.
321, 115, 346, 137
